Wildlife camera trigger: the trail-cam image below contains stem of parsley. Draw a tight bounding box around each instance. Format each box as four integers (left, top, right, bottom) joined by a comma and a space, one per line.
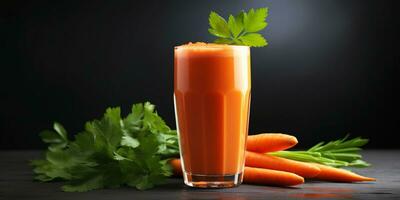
236, 30, 248, 39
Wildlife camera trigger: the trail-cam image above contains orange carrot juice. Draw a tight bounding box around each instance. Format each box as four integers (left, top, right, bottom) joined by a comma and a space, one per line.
174, 42, 251, 188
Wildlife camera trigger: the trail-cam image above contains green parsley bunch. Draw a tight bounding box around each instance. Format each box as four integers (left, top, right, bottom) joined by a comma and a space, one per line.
31, 102, 180, 192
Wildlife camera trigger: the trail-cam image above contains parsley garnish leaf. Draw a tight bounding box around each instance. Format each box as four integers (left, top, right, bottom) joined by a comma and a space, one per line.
208, 8, 269, 47
240, 33, 268, 47
208, 11, 230, 38
243, 8, 268, 32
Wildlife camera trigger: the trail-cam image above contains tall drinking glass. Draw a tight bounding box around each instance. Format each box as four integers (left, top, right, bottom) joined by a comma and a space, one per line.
174, 43, 251, 188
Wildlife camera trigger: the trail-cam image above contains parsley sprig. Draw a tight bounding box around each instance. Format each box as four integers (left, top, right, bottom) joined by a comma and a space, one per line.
269, 135, 371, 168
31, 102, 179, 192
208, 8, 269, 47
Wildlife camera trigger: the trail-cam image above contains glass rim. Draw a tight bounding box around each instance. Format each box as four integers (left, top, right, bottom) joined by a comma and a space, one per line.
174, 43, 250, 50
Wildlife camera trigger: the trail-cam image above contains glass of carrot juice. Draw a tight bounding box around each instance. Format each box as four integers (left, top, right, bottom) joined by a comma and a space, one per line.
174, 42, 251, 188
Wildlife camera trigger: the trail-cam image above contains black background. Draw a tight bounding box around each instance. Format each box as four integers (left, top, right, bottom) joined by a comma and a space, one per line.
1, 0, 398, 149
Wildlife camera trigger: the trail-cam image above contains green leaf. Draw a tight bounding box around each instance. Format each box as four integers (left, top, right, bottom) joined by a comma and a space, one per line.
123, 103, 144, 133
113, 151, 130, 161
243, 8, 268, 32
308, 141, 325, 152
121, 135, 140, 148
235, 11, 245, 31
40, 130, 64, 144
208, 11, 230, 38
348, 159, 371, 168
31, 159, 71, 181
240, 33, 267, 47
46, 150, 71, 166
104, 107, 121, 127
322, 152, 362, 162
54, 122, 68, 141
327, 147, 362, 153
208, 29, 228, 39
70, 131, 96, 153
40, 123, 69, 151
340, 137, 369, 148
228, 15, 243, 38
62, 174, 104, 192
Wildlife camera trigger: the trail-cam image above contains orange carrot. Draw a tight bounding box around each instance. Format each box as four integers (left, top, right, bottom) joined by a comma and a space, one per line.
310, 163, 376, 182
169, 159, 304, 187
246, 133, 298, 153
244, 167, 304, 186
245, 151, 321, 178
169, 158, 183, 176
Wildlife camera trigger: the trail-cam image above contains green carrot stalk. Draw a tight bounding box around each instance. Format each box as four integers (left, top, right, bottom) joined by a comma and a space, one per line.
269, 135, 371, 168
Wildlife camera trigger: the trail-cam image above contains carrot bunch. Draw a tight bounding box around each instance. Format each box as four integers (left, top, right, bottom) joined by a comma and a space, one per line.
170, 133, 376, 187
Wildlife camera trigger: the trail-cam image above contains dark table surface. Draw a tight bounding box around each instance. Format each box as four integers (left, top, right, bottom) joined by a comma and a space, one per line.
1, 150, 399, 200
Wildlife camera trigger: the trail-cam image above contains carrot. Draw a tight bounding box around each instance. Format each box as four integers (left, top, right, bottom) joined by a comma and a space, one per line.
244, 166, 304, 186
310, 163, 376, 182
169, 158, 183, 176
245, 151, 321, 178
246, 133, 298, 153
169, 159, 304, 187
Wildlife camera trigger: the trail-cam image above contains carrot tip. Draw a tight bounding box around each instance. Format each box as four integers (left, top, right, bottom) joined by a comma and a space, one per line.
291, 136, 298, 144
364, 177, 376, 181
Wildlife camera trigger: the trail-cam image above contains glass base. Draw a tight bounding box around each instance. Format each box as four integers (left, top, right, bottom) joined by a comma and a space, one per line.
183, 171, 243, 188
